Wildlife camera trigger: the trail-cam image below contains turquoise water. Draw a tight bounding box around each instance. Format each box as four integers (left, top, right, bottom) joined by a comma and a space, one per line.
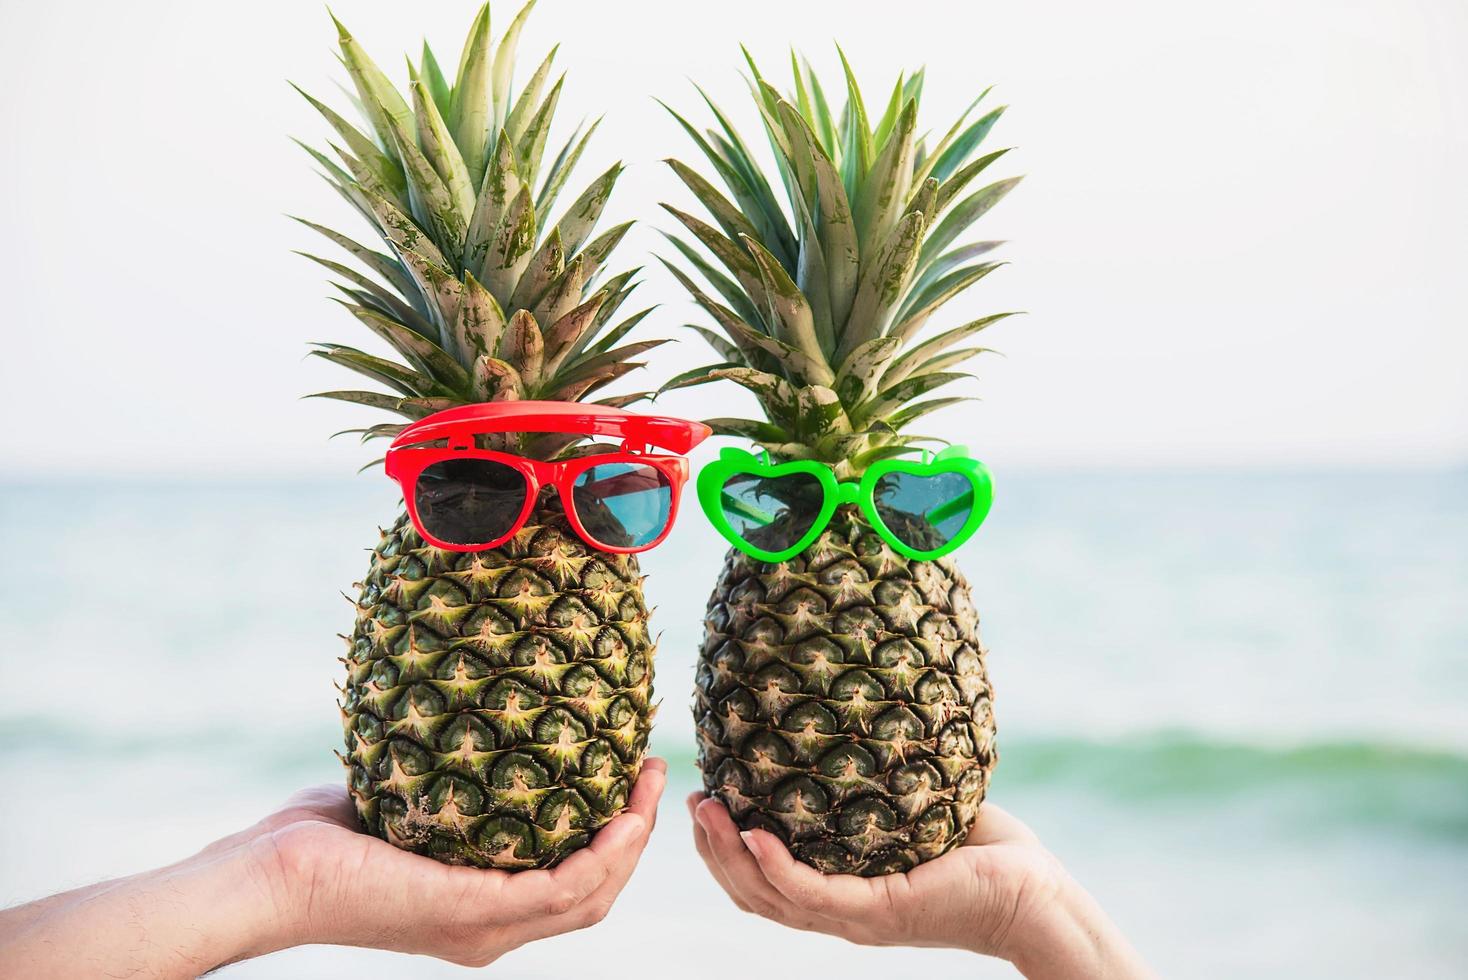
1, 470, 1465, 977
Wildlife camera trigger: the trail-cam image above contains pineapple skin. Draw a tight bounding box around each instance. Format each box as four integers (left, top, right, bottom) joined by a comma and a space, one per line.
342, 494, 654, 869
694, 507, 995, 876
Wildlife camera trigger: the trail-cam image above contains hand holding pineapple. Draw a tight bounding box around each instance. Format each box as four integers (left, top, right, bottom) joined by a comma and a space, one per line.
688, 792, 1154, 979
0, 761, 666, 975
239, 762, 665, 967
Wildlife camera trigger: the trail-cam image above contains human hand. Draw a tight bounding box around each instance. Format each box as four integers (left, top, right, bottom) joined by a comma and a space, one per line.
244, 757, 668, 966
0, 760, 666, 977
688, 792, 1152, 980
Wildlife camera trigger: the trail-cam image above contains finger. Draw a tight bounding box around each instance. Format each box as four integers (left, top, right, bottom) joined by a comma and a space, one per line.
450, 762, 669, 931
543, 812, 644, 897
626, 758, 668, 832
686, 794, 749, 912
573, 764, 666, 889
964, 801, 1042, 846
601, 762, 666, 880
505, 777, 664, 943
530, 765, 662, 907
740, 828, 888, 921
694, 798, 810, 924
277, 785, 360, 827
486, 837, 618, 925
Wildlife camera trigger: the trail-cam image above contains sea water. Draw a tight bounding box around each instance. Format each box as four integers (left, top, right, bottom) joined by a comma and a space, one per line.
1, 470, 1464, 978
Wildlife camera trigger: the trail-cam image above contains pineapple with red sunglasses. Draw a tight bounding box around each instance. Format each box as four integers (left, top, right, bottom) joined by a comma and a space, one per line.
296, 7, 704, 870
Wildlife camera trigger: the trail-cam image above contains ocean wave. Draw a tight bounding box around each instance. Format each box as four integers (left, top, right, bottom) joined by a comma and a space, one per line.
5, 718, 1464, 840
986, 731, 1468, 841
994, 730, 1468, 786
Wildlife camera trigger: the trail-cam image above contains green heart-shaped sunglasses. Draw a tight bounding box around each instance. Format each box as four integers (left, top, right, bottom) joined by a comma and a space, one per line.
695, 446, 994, 562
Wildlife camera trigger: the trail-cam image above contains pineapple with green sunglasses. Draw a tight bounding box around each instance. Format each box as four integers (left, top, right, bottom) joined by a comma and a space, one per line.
664, 52, 1021, 875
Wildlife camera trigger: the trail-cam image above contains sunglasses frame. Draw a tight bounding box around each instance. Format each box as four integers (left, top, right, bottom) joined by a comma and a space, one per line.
384, 401, 709, 554
387, 447, 689, 554
696, 445, 993, 563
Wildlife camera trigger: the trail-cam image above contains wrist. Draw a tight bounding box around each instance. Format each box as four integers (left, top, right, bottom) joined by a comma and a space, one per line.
183, 841, 305, 968
1002, 873, 1152, 980
117, 845, 299, 974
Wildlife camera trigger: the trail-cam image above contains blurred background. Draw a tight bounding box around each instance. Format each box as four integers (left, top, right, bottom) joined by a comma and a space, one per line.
1, 0, 1465, 977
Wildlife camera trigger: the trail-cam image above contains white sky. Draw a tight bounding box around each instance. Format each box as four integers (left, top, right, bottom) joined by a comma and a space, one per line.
1, 0, 1465, 477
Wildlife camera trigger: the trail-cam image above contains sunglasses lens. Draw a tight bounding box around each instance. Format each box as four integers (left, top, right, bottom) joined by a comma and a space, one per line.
414, 458, 528, 547
719, 471, 825, 555
572, 462, 673, 549
873, 471, 976, 553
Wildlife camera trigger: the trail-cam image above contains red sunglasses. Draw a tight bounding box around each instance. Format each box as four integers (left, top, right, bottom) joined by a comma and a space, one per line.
384, 401, 711, 554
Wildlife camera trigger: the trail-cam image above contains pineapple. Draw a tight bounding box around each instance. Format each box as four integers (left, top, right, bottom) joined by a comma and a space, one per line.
296, 3, 666, 869
664, 52, 1021, 875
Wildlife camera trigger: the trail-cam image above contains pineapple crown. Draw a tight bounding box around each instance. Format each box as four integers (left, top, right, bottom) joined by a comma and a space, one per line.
660, 49, 1022, 476
294, 2, 661, 461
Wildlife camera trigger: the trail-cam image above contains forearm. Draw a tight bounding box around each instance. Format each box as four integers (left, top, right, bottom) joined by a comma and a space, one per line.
0, 847, 291, 979
0, 877, 125, 937
1005, 875, 1153, 980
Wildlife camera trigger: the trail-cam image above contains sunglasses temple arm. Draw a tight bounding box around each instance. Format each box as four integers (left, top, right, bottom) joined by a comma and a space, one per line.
720, 490, 776, 527
926, 493, 976, 526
